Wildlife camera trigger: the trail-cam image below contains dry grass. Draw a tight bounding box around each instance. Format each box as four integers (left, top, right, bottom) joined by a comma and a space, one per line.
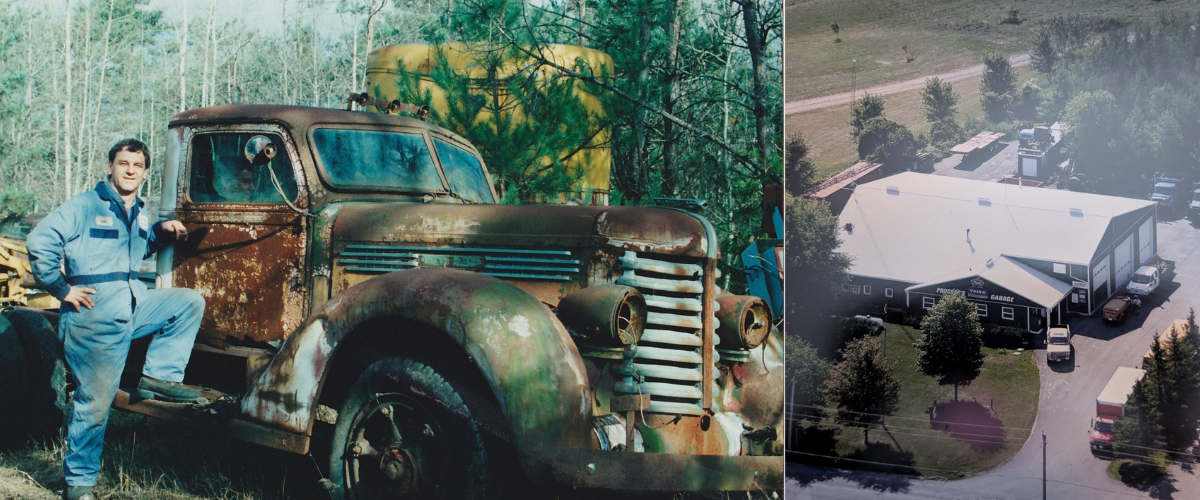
0, 412, 327, 500
788, 65, 1037, 181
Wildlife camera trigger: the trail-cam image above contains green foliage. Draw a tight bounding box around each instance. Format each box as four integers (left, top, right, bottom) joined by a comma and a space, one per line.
856, 116, 916, 165
786, 335, 831, 412
823, 335, 901, 444
850, 93, 886, 141
1062, 90, 1118, 177
920, 77, 958, 124
915, 293, 985, 400
1030, 29, 1056, 83
1113, 377, 1162, 458
1012, 79, 1042, 122
1141, 323, 1200, 451
980, 52, 1017, 122
785, 195, 851, 327
785, 132, 817, 194
0, 188, 36, 225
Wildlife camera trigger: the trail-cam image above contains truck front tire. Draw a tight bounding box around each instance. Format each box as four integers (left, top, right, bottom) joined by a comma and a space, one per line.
328, 356, 494, 500
2, 309, 70, 440
0, 315, 29, 448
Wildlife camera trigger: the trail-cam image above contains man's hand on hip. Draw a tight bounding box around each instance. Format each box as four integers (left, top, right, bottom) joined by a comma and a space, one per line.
161, 220, 188, 240
63, 286, 96, 312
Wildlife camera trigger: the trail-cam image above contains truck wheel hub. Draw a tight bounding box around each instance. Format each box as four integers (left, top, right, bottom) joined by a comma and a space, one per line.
380, 446, 418, 496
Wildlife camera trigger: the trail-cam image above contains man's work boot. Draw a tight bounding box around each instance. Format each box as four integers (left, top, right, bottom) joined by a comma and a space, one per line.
64, 486, 95, 500
136, 376, 201, 403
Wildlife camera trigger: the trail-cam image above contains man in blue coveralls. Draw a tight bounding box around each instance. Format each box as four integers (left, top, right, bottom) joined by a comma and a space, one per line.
26, 138, 206, 500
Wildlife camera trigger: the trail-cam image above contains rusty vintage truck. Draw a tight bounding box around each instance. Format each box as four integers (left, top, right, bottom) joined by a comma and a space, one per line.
0, 104, 784, 498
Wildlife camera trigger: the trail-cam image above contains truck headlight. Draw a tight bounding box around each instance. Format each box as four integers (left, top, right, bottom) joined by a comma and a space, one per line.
558, 285, 647, 346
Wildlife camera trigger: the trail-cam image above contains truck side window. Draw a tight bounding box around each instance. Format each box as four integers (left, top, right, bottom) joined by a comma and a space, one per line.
433, 138, 495, 204
189, 133, 299, 204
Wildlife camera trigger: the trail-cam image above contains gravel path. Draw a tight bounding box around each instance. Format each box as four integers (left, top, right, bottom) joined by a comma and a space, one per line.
784, 54, 1031, 116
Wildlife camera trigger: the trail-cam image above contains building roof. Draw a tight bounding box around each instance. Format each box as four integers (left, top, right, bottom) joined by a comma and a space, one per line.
805, 161, 884, 198
907, 256, 1074, 309
839, 173, 1156, 285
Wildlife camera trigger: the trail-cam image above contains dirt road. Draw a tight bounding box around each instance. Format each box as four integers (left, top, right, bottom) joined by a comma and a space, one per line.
785, 54, 1031, 116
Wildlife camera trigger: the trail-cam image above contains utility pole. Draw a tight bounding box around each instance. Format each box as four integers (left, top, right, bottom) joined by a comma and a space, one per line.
851, 59, 857, 106
1042, 431, 1047, 500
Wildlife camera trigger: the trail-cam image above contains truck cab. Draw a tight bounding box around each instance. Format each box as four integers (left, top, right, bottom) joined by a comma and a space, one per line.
1126, 266, 1161, 296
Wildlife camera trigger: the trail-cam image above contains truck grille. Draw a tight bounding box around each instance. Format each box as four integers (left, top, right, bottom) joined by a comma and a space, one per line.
614, 250, 716, 416
338, 244, 580, 281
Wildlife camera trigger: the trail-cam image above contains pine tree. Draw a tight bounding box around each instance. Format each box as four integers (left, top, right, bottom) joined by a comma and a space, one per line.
1113, 379, 1162, 458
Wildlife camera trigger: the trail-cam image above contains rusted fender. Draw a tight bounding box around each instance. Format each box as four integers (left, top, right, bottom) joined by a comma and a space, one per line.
716, 326, 784, 432
239, 268, 594, 450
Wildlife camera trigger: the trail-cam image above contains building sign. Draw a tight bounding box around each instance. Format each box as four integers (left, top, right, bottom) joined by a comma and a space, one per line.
967, 278, 988, 299
934, 286, 1015, 303
1072, 280, 1088, 289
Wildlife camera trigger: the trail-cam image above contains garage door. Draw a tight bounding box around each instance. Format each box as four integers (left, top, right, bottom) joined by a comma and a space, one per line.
1092, 257, 1109, 296
1114, 235, 1134, 287
1138, 218, 1155, 265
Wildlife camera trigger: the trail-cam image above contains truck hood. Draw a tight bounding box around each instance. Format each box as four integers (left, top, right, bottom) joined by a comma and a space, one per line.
330, 203, 711, 258
1047, 344, 1070, 355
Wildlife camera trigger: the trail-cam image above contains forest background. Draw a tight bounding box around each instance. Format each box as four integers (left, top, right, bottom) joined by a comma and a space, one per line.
0, 0, 782, 293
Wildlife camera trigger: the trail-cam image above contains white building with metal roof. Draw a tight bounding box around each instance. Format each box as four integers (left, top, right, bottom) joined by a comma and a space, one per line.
836, 172, 1157, 331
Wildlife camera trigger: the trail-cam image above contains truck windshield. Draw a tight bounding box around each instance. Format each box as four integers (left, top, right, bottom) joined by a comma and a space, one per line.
433, 138, 495, 204
1154, 183, 1173, 196
1194, 190, 1200, 202
312, 128, 445, 192
1095, 421, 1113, 433
1131, 274, 1153, 284
1050, 336, 1069, 345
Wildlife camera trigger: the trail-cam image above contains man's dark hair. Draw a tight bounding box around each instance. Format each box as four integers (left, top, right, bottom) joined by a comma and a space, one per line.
108, 138, 151, 169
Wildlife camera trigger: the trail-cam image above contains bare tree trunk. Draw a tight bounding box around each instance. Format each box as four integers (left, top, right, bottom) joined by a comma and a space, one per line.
63, 0, 72, 201
351, 9, 360, 97
366, 0, 384, 59
721, 15, 735, 291
631, 0, 652, 201
77, 1, 91, 191
739, 0, 768, 176
577, 0, 588, 46
660, 0, 682, 198
179, 1, 188, 112
282, 0, 289, 105
89, 0, 115, 189
202, 0, 214, 107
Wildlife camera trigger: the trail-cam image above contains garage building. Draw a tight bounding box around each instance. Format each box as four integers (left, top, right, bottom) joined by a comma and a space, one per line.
836, 173, 1158, 332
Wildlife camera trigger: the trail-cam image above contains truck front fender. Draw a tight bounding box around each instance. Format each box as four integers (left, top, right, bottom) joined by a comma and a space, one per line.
239, 268, 594, 452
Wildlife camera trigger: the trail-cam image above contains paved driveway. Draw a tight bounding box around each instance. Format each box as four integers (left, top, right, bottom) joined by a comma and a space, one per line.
787, 191, 1200, 499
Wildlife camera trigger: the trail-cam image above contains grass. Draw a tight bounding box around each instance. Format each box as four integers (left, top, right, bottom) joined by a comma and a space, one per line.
787, 65, 1037, 182
785, 0, 1200, 102
0, 412, 327, 500
791, 322, 1040, 478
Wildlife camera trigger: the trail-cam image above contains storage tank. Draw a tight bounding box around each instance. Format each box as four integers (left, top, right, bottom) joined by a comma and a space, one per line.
366, 43, 613, 205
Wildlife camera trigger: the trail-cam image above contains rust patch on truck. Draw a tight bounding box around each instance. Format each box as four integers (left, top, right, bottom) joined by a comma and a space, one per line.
172, 212, 307, 345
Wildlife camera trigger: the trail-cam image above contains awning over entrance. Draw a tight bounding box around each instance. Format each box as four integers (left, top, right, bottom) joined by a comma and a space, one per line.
906, 256, 1074, 310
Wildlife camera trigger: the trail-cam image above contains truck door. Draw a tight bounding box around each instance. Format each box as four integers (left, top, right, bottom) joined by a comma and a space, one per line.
171, 125, 309, 346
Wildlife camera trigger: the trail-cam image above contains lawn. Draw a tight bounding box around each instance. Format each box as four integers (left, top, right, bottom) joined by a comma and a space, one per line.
791, 322, 1040, 478
785, 0, 1200, 102
787, 65, 1037, 182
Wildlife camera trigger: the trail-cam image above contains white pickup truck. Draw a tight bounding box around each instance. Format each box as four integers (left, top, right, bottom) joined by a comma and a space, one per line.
1126, 258, 1175, 296
1045, 325, 1071, 362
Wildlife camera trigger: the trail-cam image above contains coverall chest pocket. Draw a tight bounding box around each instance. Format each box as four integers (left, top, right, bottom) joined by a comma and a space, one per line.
85, 224, 124, 270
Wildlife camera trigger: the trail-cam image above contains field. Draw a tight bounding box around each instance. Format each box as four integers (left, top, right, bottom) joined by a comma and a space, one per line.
790, 323, 1040, 478
785, 0, 1200, 102
787, 65, 1037, 181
